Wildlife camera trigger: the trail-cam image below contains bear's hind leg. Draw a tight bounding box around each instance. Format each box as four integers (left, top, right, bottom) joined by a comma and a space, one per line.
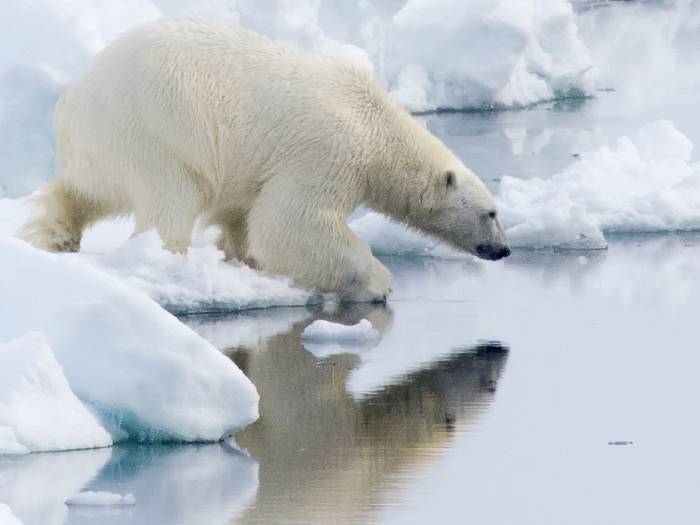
20, 180, 111, 252
131, 169, 206, 254
133, 204, 199, 254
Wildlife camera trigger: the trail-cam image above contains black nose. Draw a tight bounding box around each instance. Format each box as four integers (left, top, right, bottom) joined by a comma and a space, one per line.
476, 244, 511, 260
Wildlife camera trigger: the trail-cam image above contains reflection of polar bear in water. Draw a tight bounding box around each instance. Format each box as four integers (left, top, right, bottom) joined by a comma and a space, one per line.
22, 19, 509, 301
199, 304, 509, 525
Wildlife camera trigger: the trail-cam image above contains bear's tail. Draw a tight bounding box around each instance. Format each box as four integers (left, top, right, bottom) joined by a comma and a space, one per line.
19, 181, 87, 252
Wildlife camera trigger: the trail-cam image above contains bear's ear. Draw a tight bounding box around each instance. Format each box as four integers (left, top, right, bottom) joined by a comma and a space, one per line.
444, 170, 457, 190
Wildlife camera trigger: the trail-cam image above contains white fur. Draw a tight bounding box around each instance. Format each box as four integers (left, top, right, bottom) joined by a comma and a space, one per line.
22, 19, 508, 301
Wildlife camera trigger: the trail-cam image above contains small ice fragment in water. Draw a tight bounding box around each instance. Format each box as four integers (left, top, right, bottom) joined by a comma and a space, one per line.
608, 441, 634, 446
301, 319, 380, 343
66, 491, 136, 506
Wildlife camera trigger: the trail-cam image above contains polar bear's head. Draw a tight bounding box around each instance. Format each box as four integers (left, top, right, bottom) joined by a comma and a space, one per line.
417, 165, 510, 261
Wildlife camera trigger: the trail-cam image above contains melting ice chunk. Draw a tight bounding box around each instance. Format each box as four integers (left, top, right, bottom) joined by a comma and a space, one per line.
302, 319, 381, 343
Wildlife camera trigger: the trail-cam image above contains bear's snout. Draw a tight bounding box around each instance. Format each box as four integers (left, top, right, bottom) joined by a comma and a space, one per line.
475, 243, 511, 261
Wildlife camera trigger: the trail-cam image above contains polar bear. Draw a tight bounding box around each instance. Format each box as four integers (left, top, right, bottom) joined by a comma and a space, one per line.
22, 19, 510, 301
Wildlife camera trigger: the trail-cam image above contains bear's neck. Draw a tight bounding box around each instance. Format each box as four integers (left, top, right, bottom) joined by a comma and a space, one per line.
363, 107, 450, 225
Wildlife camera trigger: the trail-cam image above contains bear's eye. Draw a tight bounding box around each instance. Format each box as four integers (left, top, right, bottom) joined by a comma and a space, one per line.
487, 210, 497, 219
445, 170, 456, 189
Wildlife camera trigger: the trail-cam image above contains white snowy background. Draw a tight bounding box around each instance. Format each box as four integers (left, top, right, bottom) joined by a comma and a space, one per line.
1, 0, 700, 493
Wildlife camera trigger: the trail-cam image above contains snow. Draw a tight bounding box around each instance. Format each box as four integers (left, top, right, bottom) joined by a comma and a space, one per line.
0, 427, 27, 456
302, 319, 380, 343
497, 120, 700, 249
211, 0, 593, 112
0, 197, 30, 236
0, 333, 112, 455
0, 236, 259, 446
0, 204, 312, 314
97, 229, 312, 314
65, 491, 135, 507
376, 0, 594, 112
0, 504, 22, 525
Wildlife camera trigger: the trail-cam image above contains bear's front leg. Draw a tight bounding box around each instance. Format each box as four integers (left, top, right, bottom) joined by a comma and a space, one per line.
247, 180, 392, 302
364, 255, 392, 303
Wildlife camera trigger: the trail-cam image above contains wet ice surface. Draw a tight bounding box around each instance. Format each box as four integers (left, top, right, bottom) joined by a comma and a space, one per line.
3, 232, 700, 524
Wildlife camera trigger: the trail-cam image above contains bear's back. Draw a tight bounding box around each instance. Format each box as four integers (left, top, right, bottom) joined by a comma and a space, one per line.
54, 18, 407, 200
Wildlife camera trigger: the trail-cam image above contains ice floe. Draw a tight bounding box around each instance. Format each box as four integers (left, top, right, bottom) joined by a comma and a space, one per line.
0, 333, 112, 455
0, 236, 259, 446
497, 120, 700, 249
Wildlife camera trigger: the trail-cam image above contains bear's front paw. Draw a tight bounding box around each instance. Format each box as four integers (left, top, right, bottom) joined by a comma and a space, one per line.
363, 257, 392, 302
339, 257, 392, 303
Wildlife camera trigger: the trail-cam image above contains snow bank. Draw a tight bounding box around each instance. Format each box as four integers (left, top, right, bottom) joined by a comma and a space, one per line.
497, 120, 700, 249
0, 236, 259, 444
0, 333, 112, 455
0, 203, 312, 314
371, 0, 594, 112
97, 230, 312, 314
0, 504, 22, 525
0, 197, 30, 236
65, 491, 135, 507
302, 319, 380, 343
216, 0, 593, 111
